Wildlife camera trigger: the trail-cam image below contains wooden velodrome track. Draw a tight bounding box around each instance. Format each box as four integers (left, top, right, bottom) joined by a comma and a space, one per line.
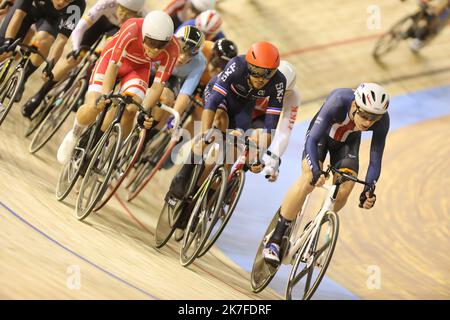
1, 0, 449, 299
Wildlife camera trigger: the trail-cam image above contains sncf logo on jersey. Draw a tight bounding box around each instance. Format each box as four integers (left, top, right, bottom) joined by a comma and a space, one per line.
220, 62, 237, 82
275, 82, 284, 103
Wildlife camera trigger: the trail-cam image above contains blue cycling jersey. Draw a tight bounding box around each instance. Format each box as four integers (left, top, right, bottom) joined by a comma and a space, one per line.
204, 55, 286, 131
171, 52, 207, 96
304, 88, 390, 187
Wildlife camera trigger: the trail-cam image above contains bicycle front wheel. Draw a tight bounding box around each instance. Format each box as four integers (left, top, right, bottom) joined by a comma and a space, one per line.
180, 165, 228, 267
75, 123, 122, 220
285, 210, 339, 300
0, 67, 24, 127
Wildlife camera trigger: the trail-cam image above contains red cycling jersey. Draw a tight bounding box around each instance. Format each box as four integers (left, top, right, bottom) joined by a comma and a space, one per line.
89, 18, 180, 99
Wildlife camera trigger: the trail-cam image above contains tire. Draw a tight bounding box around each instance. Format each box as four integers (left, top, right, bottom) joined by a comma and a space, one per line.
29, 79, 87, 154
93, 126, 145, 211
285, 211, 339, 300
180, 165, 228, 267
75, 123, 123, 220
197, 169, 245, 258
55, 123, 95, 201
250, 208, 282, 293
0, 67, 24, 127
372, 12, 421, 58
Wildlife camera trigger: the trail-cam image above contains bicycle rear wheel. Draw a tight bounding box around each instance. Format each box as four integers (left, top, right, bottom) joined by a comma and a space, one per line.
285, 210, 339, 300
180, 165, 228, 267
75, 123, 122, 220
29, 79, 87, 154
197, 169, 245, 258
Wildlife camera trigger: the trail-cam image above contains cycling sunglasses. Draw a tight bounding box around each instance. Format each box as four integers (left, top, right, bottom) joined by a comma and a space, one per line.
247, 63, 277, 79
355, 106, 383, 121
143, 37, 170, 50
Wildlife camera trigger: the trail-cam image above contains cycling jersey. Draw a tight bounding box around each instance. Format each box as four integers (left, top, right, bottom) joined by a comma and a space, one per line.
303, 88, 390, 188
204, 55, 286, 131
71, 0, 121, 50
170, 52, 207, 96
178, 19, 225, 42
0, 0, 86, 40
88, 18, 180, 99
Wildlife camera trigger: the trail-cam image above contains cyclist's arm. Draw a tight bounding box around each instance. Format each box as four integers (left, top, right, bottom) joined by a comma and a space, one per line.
365, 114, 390, 191
71, 0, 113, 50
174, 54, 207, 115
304, 96, 340, 175
267, 89, 301, 157
202, 58, 239, 131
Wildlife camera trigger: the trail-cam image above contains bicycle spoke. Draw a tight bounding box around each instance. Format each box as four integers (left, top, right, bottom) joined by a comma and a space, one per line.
291, 266, 309, 288
303, 262, 315, 298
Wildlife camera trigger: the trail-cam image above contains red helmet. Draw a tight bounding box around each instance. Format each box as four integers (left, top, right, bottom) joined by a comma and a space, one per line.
246, 41, 280, 69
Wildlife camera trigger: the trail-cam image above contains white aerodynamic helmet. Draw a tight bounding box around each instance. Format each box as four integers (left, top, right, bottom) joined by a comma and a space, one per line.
142, 11, 174, 41
117, 0, 145, 12
354, 83, 390, 115
278, 60, 297, 91
190, 0, 216, 12
195, 10, 222, 37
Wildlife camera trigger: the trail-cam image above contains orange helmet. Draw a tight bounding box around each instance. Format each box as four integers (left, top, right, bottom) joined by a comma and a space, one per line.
246, 41, 280, 69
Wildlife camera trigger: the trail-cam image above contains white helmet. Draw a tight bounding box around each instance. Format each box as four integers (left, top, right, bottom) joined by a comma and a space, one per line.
190, 0, 216, 12
354, 83, 390, 114
195, 10, 222, 37
278, 60, 297, 91
142, 11, 174, 41
117, 0, 145, 12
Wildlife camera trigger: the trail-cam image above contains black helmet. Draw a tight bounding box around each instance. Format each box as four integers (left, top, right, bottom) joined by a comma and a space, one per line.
213, 38, 237, 61
211, 38, 238, 69
175, 25, 205, 56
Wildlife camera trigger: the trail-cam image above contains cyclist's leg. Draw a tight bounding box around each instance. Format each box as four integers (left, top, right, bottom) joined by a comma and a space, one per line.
329, 133, 361, 212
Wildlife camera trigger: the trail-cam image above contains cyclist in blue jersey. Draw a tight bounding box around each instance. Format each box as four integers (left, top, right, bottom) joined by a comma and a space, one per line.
168, 41, 286, 201
178, 9, 225, 42
262, 83, 391, 266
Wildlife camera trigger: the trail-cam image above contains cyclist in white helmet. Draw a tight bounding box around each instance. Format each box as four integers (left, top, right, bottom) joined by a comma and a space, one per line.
250, 60, 301, 182
262, 82, 391, 266
178, 9, 225, 41
57, 10, 180, 165
22, 0, 146, 119
164, 0, 216, 29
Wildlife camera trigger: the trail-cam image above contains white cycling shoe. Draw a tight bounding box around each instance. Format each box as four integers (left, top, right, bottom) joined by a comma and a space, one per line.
262, 242, 281, 266
57, 130, 77, 165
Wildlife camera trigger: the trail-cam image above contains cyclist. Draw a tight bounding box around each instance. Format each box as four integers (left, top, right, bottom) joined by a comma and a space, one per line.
21, 0, 146, 119
0, 0, 87, 101
56, 10, 180, 165
166, 41, 286, 221
406, 0, 450, 52
179, 9, 225, 42
262, 83, 391, 266
252, 60, 301, 182
164, 0, 216, 30
157, 25, 206, 130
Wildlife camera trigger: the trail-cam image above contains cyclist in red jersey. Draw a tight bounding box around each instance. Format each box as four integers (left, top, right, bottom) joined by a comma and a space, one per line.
57, 10, 180, 165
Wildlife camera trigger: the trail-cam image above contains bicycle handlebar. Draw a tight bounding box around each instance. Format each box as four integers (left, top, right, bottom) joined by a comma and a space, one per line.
105, 94, 181, 137
323, 166, 376, 208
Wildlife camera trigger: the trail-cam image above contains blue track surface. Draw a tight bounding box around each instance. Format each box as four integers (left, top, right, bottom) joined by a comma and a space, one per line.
215, 84, 450, 299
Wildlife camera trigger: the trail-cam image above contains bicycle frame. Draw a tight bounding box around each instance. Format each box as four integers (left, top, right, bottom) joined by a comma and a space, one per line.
281, 183, 338, 266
